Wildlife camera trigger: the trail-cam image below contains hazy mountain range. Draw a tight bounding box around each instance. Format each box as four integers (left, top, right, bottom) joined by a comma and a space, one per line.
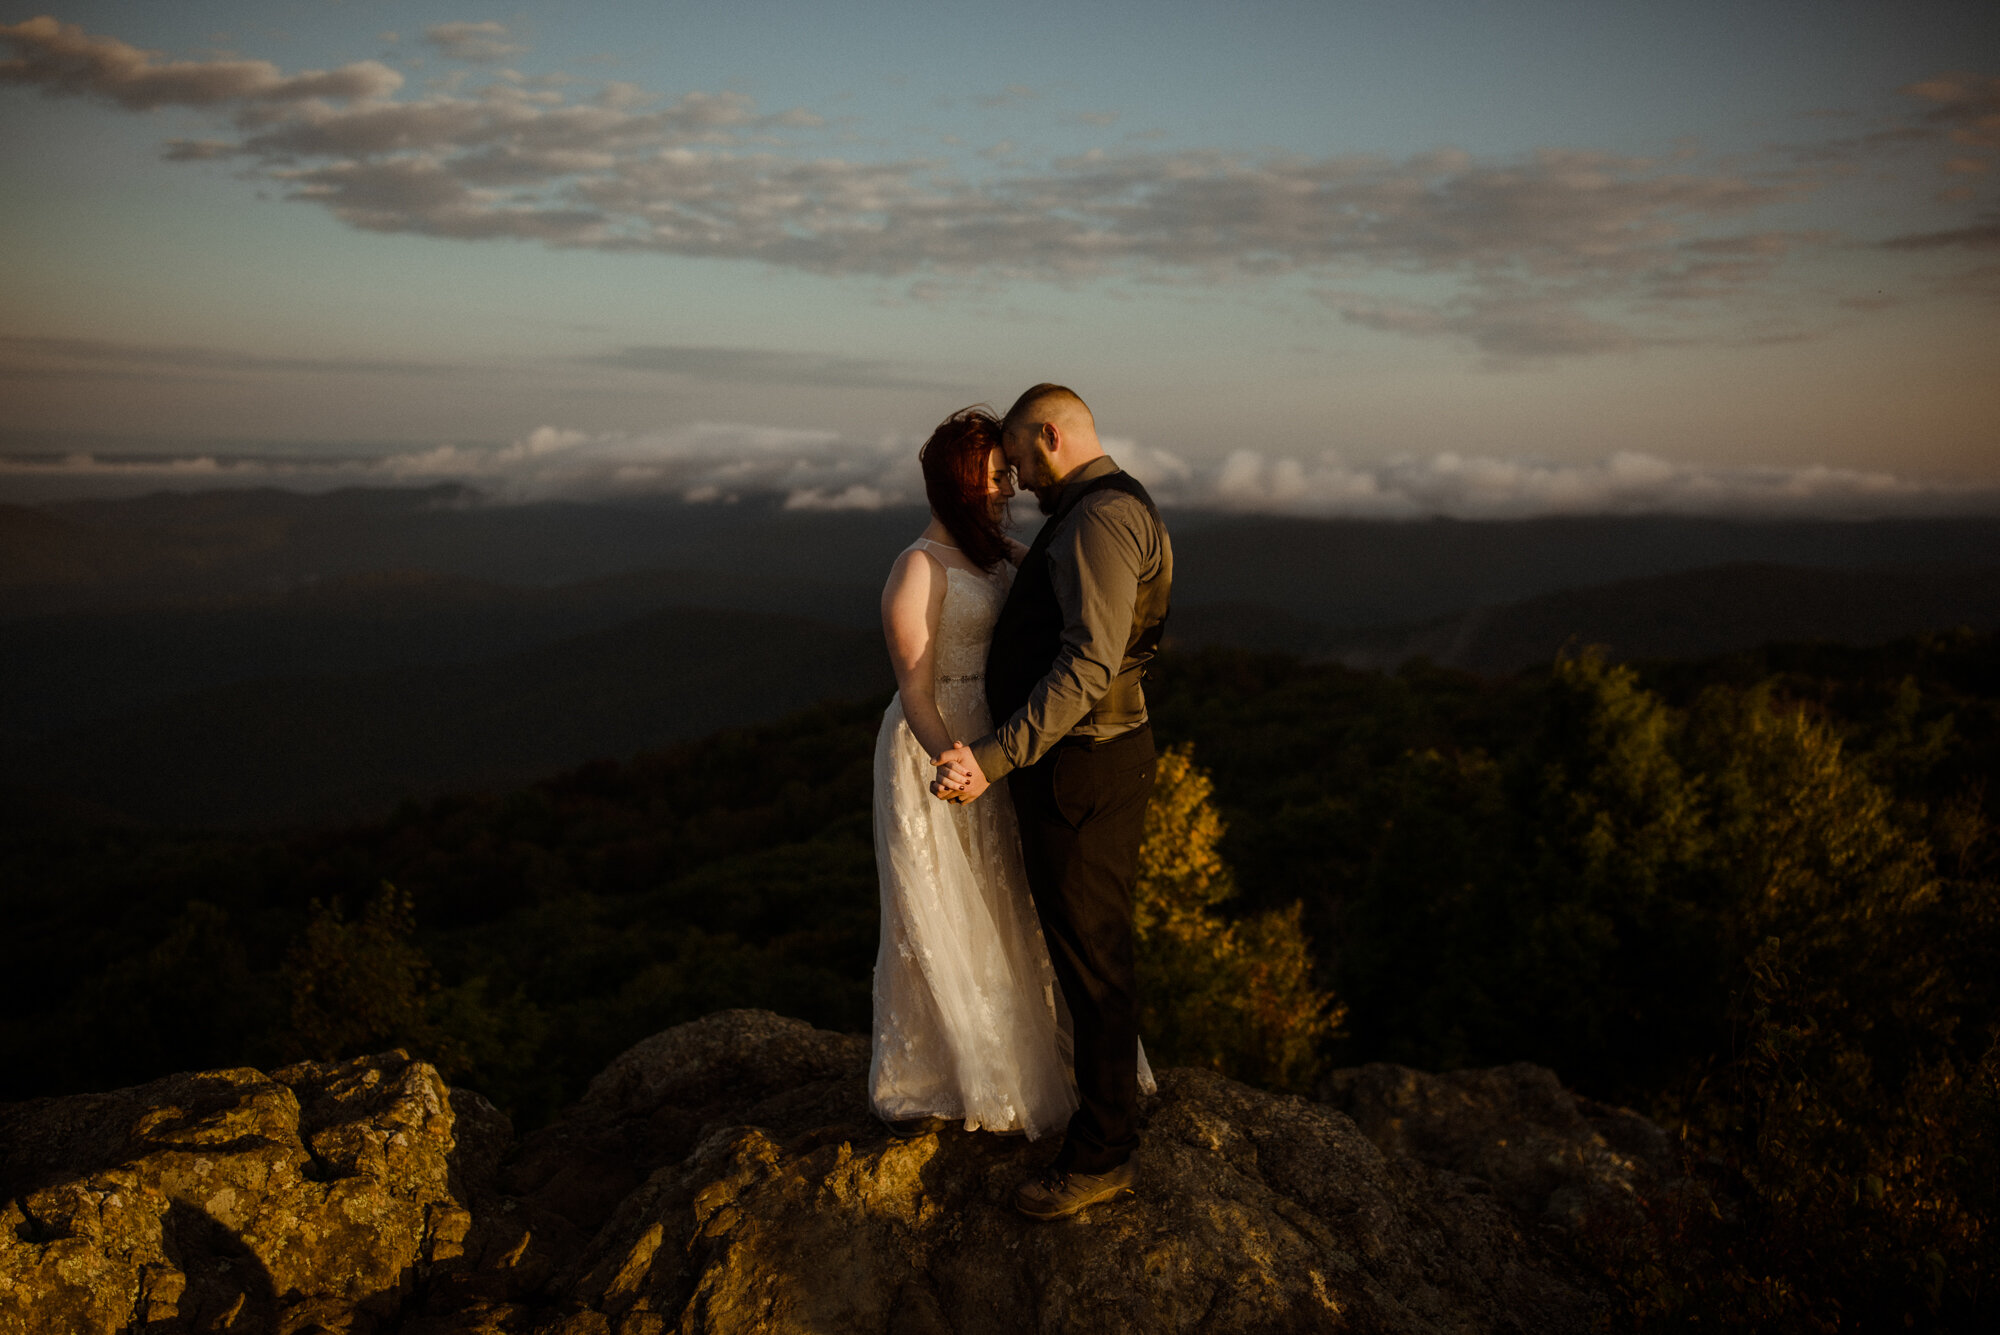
4, 485, 1997, 826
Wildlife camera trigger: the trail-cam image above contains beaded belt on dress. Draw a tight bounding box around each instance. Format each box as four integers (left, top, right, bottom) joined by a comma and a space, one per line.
937, 672, 985, 683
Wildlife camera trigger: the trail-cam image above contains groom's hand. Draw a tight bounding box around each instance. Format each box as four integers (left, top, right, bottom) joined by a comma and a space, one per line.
932, 742, 990, 804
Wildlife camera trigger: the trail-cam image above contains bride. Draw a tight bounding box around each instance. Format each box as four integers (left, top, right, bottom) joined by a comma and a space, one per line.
869, 406, 1151, 1138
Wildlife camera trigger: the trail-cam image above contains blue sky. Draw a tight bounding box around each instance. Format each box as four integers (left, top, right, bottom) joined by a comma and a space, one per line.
2, 1, 1996, 514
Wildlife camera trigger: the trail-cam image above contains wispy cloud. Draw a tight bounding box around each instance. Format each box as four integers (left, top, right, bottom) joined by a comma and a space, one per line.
0, 333, 474, 381
1880, 213, 2000, 252
578, 345, 967, 391
1328, 292, 1652, 362
1902, 72, 2000, 151
0, 15, 399, 108
423, 22, 529, 65
6, 427, 1997, 518
0, 333, 965, 396
975, 84, 1038, 109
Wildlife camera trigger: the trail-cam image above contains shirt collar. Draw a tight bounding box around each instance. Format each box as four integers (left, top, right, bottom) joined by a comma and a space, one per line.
1047, 454, 1119, 506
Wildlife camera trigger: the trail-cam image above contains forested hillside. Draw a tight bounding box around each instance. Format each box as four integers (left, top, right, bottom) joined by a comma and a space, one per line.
4, 630, 1996, 1326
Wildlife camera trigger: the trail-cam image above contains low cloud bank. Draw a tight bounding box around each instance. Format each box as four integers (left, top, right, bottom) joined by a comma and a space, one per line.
4, 426, 1998, 519
1159, 447, 2000, 519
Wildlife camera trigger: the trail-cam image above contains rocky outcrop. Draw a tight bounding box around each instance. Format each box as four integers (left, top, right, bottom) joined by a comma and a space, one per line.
0, 1051, 501, 1334
1318, 1061, 1673, 1230
1, 1012, 1660, 1334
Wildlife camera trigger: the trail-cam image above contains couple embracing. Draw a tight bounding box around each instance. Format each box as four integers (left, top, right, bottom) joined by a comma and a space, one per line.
869, 383, 1172, 1221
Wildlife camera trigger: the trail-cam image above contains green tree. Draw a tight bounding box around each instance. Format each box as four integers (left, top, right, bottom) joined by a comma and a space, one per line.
1134, 743, 1344, 1091
1611, 689, 2000, 1330
280, 882, 448, 1066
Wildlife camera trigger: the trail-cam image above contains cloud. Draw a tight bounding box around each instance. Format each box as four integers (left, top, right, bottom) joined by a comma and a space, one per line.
7, 17, 1994, 362
1902, 72, 2000, 151
0, 16, 400, 108
1331, 293, 1650, 361
7, 428, 1998, 519
0, 333, 474, 381
0, 333, 969, 402
231, 133, 1807, 297
332, 421, 910, 505
1881, 212, 2000, 252
783, 484, 891, 510
579, 345, 966, 391
976, 84, 1038, 108
424, 22, 528, 64
227, 88, 767, 162
0, 422, 899, 504
1152, 448, 2000, 520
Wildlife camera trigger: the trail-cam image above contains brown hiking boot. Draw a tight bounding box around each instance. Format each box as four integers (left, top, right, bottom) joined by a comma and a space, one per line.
880, 1114, 953, 1141
1012, 1160, 1138, 1220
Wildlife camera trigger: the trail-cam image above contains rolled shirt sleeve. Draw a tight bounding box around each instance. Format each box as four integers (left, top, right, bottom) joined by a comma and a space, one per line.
969, 488, 1153, 782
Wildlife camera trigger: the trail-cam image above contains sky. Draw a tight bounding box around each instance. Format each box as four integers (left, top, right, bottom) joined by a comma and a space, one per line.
1, 1, 1997, 516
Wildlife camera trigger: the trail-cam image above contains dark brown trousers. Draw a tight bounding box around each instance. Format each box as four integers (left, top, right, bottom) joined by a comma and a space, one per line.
1007, 724, 1157, 1173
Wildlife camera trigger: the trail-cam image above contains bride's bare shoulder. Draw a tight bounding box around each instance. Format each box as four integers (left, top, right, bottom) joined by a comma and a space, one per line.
889, 540, 949, 578
883, 542, 948, 598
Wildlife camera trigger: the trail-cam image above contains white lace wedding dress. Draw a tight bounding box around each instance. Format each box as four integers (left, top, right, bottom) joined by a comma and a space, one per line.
869, 539, 1153, 1138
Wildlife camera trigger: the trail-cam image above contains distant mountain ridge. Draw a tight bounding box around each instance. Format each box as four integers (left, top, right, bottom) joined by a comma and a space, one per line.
0, 565, 878, 742
9, 484, 2000, 621
7, 485, 2000, 828
3, 604, 890, 828
0, 485, 926, 614
1171, 561, 2000, 674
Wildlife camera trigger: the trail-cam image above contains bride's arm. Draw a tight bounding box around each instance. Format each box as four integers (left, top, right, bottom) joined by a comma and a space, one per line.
1004, 535, 1029, 566
881, 549, 960, 763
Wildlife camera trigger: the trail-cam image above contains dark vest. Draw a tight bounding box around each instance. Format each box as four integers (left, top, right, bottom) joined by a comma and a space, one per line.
985, 468, 1172, 738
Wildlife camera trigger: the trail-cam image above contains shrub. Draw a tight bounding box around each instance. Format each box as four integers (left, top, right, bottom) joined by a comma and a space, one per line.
1134, 743, 1344, 1091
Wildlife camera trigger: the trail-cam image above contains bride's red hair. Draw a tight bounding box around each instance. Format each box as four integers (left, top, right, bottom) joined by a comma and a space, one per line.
919, 406, 1010, 570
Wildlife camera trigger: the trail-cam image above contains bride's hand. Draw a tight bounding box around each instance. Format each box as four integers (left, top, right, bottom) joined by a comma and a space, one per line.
931, 742, 990, 804
930, 741, 978, 801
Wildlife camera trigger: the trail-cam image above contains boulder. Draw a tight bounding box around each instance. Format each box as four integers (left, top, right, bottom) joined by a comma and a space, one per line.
0, 1050, 488, 1334
528, 1012, 1615, 1334
1317, 1061, 1672, 1229
1, 1012, 1645, 1334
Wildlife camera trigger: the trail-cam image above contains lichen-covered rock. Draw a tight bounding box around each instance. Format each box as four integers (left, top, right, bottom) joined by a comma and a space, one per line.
0, 1051, 471, 1335
538, 1012, 1612, 1335
1, 1013, 1651, 1334
502, 1009, 870, 1245
1317, 1061, 1672, 1228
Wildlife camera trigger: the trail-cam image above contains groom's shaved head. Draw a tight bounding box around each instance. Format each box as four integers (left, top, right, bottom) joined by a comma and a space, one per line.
999, 383, 1103, 504
1002, 383, 1094, 439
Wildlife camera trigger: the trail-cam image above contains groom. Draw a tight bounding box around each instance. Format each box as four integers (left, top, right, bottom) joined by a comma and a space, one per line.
933, 383, 1173, 1220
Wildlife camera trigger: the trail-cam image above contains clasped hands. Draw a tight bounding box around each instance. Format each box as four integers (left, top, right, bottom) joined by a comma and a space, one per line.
930, 741, 989, 804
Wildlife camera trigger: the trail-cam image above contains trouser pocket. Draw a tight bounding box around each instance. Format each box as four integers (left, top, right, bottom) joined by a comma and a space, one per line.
1050, 728, 1156, 829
